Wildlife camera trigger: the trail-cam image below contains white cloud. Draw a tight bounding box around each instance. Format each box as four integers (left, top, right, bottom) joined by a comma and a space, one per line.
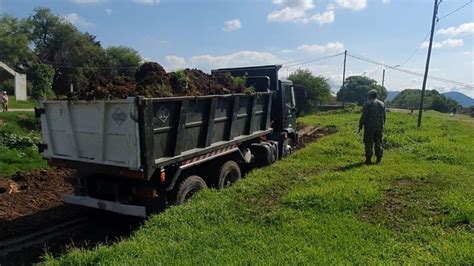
164, 56, 187, 70
190, 51, 281, 71
267, 0, 315, 23
421, 38, 464, 49
382, 0, 390, 4
223, 19, 242, 32
437, 22, 474, 37
62, 13, 94, 28
297, 42, 345, 55
309, 10, 335, 25
273, 0, 315, 10
132, 0, 160, 5
335, 0, 367, 11
71, 0, 105, 4
267, 0, 335, 25
105, 8, 112, 15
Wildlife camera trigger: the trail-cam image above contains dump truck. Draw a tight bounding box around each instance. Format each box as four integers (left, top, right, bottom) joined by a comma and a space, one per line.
36, 65, 298, 217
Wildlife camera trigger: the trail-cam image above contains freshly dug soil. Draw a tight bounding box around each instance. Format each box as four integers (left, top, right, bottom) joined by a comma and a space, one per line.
296, 125, 338, 149
78, 62, 247, 100
78, 76, 139, 100
181, 69, 244, 96
0, 169, 79, 239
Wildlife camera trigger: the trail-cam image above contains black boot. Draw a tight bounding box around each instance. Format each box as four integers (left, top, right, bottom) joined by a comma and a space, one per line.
376, 157, 382, 164
365, 157, 372, 165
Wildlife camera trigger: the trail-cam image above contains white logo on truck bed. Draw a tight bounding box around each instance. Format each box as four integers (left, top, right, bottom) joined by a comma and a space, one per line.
112, 108, 127, 125
157, 106, 170, 123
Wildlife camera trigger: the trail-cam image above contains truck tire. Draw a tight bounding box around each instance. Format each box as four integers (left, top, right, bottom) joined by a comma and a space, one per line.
281, 138, 293, 157
217, 161, 241, 189
175, 175, 207, 205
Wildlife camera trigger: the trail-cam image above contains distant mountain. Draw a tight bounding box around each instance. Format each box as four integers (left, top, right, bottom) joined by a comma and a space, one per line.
443, 91, 474, 107
386, 91, 400, 102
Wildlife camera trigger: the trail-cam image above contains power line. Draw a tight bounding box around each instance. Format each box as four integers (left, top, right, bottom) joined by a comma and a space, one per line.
51, 65, 139, 70
347, 52, 474, 88
438, 0, 473, 20
386, 0, 472, 76
283, 52, 344, 67
399, 31, 431, 67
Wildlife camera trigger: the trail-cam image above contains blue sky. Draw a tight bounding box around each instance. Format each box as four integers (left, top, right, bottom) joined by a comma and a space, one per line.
1, 0, 473, 96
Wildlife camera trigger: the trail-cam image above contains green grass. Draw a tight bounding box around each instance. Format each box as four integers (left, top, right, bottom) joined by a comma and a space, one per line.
46, 111, 473, 264
7, 95, 38, 109
0, 112, 47, 175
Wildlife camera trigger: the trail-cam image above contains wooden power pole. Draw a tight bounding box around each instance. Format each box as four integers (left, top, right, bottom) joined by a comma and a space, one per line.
418, 0, 439, 127
341, 50, 347, 107
382, 69, 386, 88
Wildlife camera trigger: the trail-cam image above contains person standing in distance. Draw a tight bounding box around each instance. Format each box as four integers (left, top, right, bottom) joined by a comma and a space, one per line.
1, 91, 8, 112
359, 89, 386, 164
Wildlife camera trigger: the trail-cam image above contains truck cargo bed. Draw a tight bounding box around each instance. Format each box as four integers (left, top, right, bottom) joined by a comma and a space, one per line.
39, 93, 273, 179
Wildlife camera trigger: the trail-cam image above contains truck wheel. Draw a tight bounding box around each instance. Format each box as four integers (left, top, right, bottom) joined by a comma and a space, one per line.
217, 161, 241, 189
281, 138, 293, 157
175, 175, 207, 205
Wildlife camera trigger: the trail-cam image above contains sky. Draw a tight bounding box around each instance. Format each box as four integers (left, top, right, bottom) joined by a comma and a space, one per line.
1, 0, 473, 96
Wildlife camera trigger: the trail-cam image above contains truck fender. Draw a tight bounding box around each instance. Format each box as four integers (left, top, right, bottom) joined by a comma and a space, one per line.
283, 127, 298, 146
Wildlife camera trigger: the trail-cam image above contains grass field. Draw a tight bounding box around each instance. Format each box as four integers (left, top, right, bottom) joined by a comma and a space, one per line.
47, 111, 473, 264
0, 112, 47, 175
7, 95, 38, 109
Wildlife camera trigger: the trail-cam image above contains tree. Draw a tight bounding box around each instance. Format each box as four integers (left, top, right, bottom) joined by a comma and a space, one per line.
29, 63, 55, 100
337, 76, 387, 105
288, 69, 332, 114
390, 89, 458, 113
105, 46, 141, 78
388, 89, 420, 109
0, 15, 35, 68
26, 8, 106, 94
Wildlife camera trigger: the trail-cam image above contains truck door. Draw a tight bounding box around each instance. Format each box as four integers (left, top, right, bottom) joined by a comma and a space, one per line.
283, 83, 297, 129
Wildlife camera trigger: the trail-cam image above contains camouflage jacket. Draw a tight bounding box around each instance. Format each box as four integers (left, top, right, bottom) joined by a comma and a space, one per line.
359, 98, 386, 131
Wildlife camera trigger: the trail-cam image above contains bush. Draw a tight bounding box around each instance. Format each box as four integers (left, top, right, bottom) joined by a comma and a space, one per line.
17, 116, 41, 131
0, 130, 40, 149
29, 63, 55, 100
0, 80, 14, 95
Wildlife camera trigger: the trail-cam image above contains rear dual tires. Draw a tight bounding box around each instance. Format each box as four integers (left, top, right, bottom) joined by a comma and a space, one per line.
217, 160, 241, 189
175, 175, 207, 205
174, 160, 242, 205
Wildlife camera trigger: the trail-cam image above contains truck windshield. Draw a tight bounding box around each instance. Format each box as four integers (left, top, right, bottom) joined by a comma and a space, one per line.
284, 85, 294, 109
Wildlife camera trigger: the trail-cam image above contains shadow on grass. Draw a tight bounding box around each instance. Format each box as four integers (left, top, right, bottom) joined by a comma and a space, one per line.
336, 162, 365, 172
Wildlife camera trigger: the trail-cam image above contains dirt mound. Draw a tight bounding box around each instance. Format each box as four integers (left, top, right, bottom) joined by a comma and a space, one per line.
0, 169, 76, 239
78, 62, 249, 100
135, 62, 173, 97
296, 125, 338, 149
73, 76, 138, 100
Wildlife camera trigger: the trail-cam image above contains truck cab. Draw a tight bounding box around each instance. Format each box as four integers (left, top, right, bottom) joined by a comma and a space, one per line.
212, 65, 298, 154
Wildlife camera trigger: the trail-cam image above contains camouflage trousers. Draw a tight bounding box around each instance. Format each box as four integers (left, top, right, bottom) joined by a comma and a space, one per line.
363, 128, 383, 159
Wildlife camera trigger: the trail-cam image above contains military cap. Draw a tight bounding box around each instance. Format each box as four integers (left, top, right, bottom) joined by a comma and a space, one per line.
368, 89, 378, 96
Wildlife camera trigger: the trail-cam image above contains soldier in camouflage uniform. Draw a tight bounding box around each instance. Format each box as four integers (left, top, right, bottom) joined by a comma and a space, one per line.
359, 89, 386, 164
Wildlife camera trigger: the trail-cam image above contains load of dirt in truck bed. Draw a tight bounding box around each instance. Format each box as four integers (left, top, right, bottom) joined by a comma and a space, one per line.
0, 169, 80, 239
76, 62, 247, 100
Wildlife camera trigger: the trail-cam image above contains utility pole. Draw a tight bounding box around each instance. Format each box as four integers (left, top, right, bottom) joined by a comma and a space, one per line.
381, 69, 386, 88
418, 0, 438, 127
341, 50, 347, 107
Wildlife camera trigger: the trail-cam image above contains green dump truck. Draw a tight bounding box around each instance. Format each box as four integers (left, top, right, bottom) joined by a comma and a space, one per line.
36, 65, 299, 217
